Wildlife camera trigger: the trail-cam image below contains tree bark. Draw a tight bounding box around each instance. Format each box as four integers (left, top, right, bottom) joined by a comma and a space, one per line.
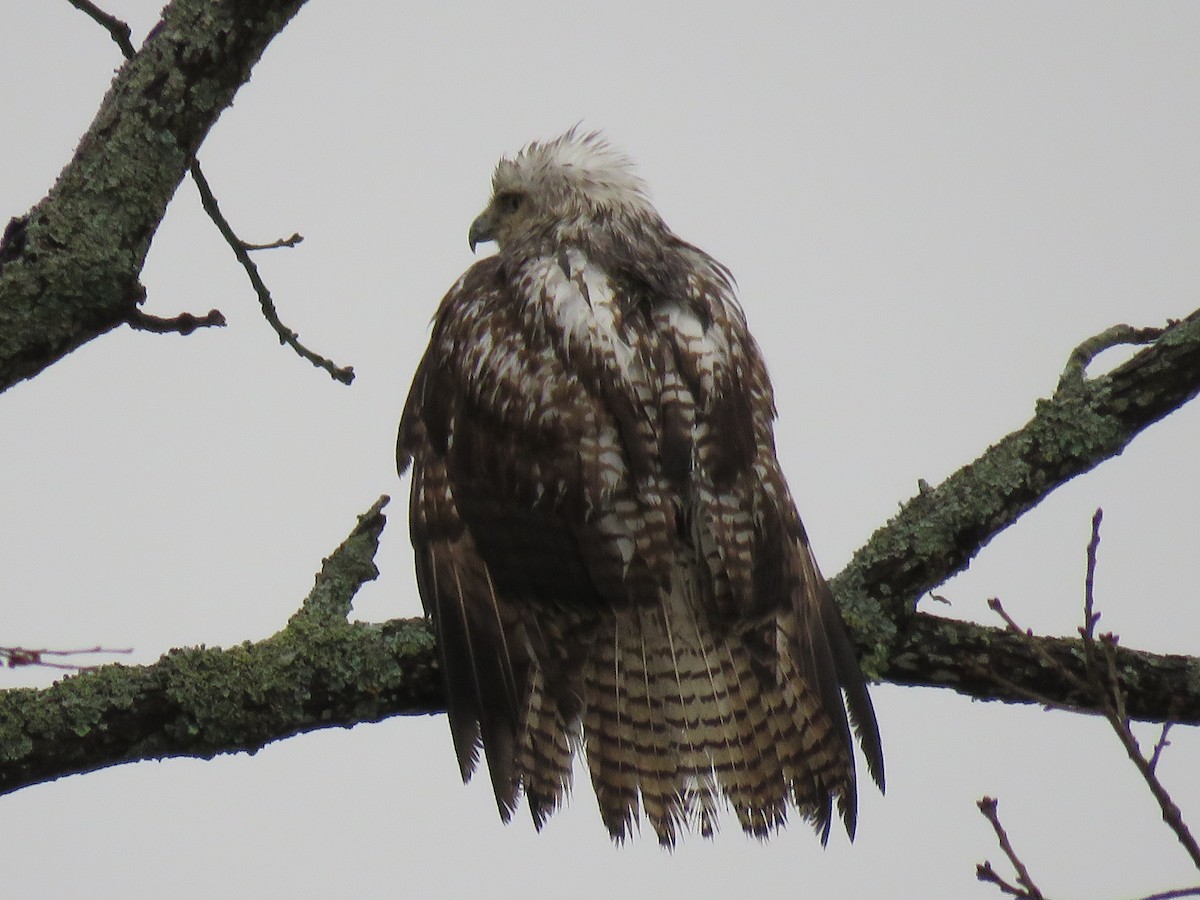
0, 0, 307, 393
0, 499, 442, 796
830, 313, 1200, 672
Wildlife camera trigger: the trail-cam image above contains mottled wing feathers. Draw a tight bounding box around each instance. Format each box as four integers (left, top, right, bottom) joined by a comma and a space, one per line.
399, 242, 883, 845
402, 126, 884, 845
401, 375, 525, 812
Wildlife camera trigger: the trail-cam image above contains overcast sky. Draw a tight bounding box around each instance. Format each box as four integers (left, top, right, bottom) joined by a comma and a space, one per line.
3, 2, 1199, 897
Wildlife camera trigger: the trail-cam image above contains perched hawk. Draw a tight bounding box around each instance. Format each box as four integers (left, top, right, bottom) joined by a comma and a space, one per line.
397, 130, 884, 846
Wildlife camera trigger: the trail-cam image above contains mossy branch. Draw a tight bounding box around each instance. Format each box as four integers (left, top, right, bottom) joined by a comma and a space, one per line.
0, 0, 308, 393
829, 311, 1200, 679
0, 496, 442, 796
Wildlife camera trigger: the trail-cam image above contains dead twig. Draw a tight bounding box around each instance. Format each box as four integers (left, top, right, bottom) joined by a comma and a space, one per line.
65, 0, 351, 384
1077, 512, 1200, 869
975, 797, 1047, 899
243, 233, 304, 251
2, 645, 133, 672
126, 306, 226, 335
65, 0, 135, 57
188, 161, 354, 384
980, 511, 1200, 898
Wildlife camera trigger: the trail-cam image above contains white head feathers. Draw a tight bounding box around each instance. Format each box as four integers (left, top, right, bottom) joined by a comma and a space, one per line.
470, 129, 665, 254
493, 128, 653, 216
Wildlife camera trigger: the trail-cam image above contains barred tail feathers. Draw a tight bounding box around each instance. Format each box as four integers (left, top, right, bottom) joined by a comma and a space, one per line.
576, 577, 854, 846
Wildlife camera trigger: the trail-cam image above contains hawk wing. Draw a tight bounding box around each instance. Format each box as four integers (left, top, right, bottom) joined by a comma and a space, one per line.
398, 249, 883, 843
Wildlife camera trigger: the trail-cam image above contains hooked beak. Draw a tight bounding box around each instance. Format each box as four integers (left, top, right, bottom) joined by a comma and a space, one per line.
468, 210, 496, 253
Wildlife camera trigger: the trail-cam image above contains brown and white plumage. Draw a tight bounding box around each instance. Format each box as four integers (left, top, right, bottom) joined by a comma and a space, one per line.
397, 129, 884, 845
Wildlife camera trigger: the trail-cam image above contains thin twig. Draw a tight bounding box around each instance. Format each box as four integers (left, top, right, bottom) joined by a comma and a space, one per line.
1150, 724, 1175, 775
2, 645, 133, 672
976, 797, 1047, 900
976, 861, 1031, 899
188, 161, 354, 385
1079, 508, 1105, 688
1077, 511, 1200, 869
126, 306, 226, 335
981, 512, 1200, 896
243, 233, 304, 251
1133, 887, 1200, 900
65, 0, 135, 58
65, 0, 349, 384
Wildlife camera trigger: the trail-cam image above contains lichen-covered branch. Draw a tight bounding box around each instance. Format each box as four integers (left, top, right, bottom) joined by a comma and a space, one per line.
0, 497, 441, 796
880, 611, 1200, 725
0, 0, 307, 393
830, 311, 1200, 676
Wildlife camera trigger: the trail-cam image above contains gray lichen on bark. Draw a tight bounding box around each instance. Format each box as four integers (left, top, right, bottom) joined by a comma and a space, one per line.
0, 0, 308, 392
0, 496, 441, 796
833, 311, 1200, 679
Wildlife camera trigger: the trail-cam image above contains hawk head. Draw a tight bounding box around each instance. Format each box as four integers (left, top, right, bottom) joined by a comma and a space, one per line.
468, 128, 660, 254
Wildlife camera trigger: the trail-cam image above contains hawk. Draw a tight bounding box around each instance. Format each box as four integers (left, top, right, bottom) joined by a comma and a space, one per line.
397, 129, 884, 846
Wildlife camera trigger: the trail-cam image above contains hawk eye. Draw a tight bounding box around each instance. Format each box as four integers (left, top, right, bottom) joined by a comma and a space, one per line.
496, 192, 523, 214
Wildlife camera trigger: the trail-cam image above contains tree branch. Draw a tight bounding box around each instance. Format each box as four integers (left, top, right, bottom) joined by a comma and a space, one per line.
975, 796, 1047, 900
61, 3, 342, 379
0, 0, 308, 393
0, 497, 443, 796
879, 610, 1200, 725
188, 161, 354, 384
125, 306, 226, 335
830, 312, 1200, 675
975, 513, 1200, 900
65, 0, 136, 57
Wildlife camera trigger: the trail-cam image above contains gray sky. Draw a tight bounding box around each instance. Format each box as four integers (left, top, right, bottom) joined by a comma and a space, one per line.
3, 2, 1199, 897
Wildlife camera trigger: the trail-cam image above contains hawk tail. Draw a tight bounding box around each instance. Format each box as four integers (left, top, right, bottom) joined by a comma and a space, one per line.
575, 580, 861, 847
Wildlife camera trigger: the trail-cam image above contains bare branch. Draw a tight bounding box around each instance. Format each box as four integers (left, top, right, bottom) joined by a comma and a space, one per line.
1133, 888, 1200, 900
983, 513, 1200, 881
243, 233, 304, 251
1079, 508, 1105, 691
1079, 513, 1200, 869
1150, 724, 1175, 775
2, 645, 133, 672
125, 307, 226, 335
1107, 708, 1200, 868
976, 861, 1033, 899
976, 797, 1047, 900
65, 0, 135, 58
188, 161, 354, 385
0, 496, 443, 796
0, 0, 310, 393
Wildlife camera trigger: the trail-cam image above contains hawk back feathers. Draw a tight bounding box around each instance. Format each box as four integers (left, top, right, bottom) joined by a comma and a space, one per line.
397, 130, 883, 846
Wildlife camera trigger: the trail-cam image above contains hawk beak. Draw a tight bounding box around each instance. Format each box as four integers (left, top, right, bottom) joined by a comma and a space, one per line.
468, 211, 496, 253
